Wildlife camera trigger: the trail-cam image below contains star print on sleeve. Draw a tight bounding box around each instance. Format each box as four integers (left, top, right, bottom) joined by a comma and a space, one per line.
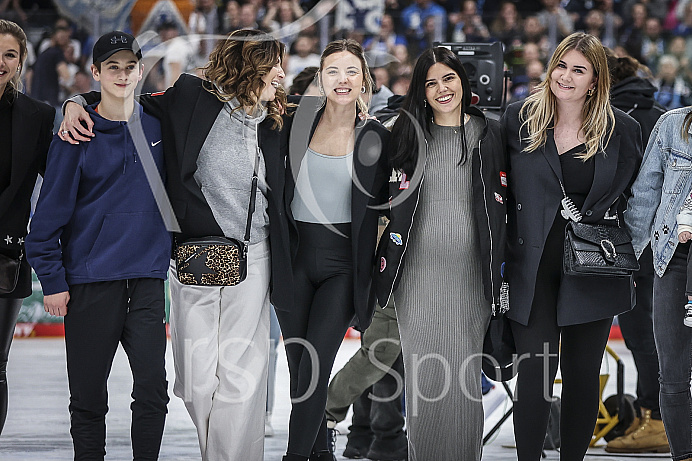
4, 235, 12, 245
17, 237, 24, 245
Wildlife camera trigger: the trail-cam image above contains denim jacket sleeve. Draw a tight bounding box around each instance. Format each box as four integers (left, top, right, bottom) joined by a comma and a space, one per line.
625, 115, 666, 258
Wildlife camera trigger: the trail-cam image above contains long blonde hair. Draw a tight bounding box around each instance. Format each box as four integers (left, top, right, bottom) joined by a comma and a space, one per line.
0, 19, 28, 95
520, 32, 614, 160
202, 29, 287, 129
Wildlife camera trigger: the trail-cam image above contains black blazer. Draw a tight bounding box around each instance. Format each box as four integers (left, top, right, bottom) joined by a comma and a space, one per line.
0, 92, 54, 298
81, 74, 292, 307
276, 96, 390, 331
501, 101, 643, 326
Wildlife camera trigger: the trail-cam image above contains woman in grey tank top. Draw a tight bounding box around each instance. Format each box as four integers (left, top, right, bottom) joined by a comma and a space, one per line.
376, 47, 509, 460
275, 40, 391, 461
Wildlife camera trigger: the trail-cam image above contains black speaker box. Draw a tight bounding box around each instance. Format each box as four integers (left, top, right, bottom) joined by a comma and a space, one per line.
433, 41, 505, 109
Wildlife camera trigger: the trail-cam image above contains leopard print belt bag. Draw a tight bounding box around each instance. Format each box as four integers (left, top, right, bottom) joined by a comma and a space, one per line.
175, 237, 248, 286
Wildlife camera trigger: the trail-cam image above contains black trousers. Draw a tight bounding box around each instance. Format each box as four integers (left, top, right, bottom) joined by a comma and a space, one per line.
618, 245, 661, 418
0, 298, 22, 435
510, 218, 612, 461
276, 222, 356, 457
64, 279, 169, 461
346, 352, 407, 456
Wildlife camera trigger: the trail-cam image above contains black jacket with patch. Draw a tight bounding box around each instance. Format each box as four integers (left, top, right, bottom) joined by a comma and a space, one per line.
374, 106, 508, 312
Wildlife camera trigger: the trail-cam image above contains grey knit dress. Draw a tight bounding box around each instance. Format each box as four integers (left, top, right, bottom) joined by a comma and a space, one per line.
395, 115, 491, 461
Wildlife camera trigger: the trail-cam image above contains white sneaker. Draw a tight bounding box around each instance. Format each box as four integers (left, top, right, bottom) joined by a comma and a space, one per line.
685, 303, 692, 328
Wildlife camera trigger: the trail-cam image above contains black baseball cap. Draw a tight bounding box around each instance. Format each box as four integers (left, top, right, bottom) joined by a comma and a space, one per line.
92, 31, 142, 65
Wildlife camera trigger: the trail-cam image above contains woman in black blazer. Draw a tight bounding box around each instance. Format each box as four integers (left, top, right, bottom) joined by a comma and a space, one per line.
501, 33, 643, 460
60, 29, 290, 461
0, 20, 54, 434
276, 39, 390, 461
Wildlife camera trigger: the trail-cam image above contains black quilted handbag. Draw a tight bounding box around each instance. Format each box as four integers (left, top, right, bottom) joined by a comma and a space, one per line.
563, 221, 639, 277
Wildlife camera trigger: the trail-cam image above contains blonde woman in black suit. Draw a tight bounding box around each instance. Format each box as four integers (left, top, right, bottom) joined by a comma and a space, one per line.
501, 32, 643, 460
0, 19, 54, 434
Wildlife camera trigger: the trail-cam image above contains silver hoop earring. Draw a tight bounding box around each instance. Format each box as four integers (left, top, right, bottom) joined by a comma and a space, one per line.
587, 88, 594, 97
361, 86, 366, 94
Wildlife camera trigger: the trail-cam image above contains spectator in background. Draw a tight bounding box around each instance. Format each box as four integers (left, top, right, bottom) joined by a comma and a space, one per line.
621, 2, 647, 62
390, 74, 411, 95
262, 0, 304, 48
583, 10, 606, 43
247, 0, 267, 22
673, 1, 692, 50
284, 34, 320, 89
596, 0, 623, 49
30, 24, 72, 111
510, 58, 544, 102
70, 67, 91, 94
362, 14, 407, 57
481, 0, 542, 25
523, 16, 551, 59
604, 50, 668, 455
401, 0, 446, 47
536, 0, 574, 53
411, 16, 439, 56
641, 17, 665, 69
368, 68, 394, 113
159, 20, 195, 88
221, 0, 241, 34
388, 44, 413, 81
372, 67, 391, 94
0, 0, 26, 26
239, 2, 260, 30
523, 41, 548, 66
623, 0, 668, 23
653, 54, 692, 109
448, 0, 491, 43
188, 0, 223, 68
668, 35, 692, 82
288, 65, 319, 95
490, 1, 523, 49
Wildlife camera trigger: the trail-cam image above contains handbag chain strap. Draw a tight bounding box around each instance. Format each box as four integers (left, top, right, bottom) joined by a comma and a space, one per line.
555, 171, 621, 226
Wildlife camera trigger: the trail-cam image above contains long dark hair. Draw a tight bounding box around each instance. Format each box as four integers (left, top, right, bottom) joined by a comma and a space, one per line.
389, 47, 473, 176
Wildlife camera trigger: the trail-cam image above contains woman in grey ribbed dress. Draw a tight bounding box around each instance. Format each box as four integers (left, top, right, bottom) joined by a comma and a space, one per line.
376, 47, 508, 460
396, 117, 489, 460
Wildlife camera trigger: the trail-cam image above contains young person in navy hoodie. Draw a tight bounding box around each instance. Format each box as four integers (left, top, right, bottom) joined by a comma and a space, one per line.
25, 32, 171, 461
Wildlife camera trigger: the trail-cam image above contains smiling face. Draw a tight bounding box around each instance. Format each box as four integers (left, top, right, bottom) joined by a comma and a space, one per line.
425, 63, 463, 125
92, 50, 142, 100
259, 58, 285, 102
549, 49, 596, 104
0, 34, 21, 94
320, 50, 364, 107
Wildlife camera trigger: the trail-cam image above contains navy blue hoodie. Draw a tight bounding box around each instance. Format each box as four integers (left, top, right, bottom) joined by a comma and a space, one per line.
26, 103, 171, 295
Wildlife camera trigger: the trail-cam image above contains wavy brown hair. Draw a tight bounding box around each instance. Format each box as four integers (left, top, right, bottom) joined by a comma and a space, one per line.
202, 29, 287, 129
520, 32, 614, 160
318, 39, 374, 114
0, 19, 28, 95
